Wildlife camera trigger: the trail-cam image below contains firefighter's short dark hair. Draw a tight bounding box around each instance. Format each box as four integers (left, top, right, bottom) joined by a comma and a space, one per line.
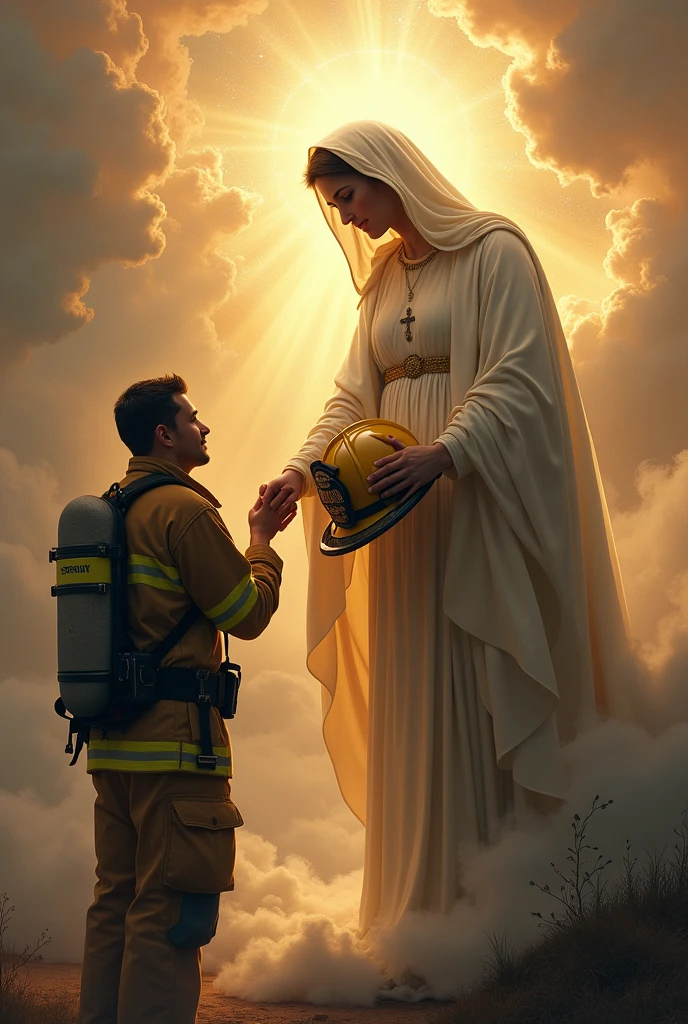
114, 374, 188, 456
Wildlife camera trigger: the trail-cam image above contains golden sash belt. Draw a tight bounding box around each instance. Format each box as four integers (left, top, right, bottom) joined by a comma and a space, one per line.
383, 354, 450, 385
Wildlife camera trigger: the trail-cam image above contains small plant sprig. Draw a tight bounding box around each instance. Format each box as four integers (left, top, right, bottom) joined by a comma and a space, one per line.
483, 931, 518, 985
0, 892, 51, 1004
530, 795, 613, 927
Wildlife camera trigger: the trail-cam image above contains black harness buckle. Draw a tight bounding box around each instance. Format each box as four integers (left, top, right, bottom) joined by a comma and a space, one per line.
195, 669, 216, 769
119, 651, 157, 703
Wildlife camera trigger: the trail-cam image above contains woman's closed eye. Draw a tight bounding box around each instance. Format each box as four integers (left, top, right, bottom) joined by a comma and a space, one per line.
327, 192, 353, 208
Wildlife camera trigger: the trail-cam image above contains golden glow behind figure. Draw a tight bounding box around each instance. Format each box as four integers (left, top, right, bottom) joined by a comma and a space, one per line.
203, 8, 617, 516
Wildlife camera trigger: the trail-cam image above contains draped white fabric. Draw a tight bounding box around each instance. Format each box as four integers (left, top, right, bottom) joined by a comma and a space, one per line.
286, 122, 633, 932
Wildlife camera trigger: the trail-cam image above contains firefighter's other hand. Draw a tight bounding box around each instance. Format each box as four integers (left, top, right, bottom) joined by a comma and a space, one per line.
249, 489, 297, 544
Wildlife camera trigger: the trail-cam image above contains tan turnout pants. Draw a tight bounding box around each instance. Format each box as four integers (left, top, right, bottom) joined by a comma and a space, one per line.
78, 770, 242, 1024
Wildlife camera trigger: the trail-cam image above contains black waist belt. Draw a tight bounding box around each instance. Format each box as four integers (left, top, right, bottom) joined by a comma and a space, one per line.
156, 667, 223, 706
156, 667, 223, 771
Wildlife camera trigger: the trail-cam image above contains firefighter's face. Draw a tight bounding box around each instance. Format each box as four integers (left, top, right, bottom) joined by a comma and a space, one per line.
166, 393, 210, 471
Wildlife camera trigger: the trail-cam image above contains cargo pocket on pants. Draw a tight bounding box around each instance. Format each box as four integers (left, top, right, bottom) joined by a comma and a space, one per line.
164, 797, 243, 949
163, 797, 243, 894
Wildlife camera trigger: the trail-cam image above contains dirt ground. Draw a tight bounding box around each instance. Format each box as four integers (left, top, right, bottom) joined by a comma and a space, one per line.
26, 963, 449, 1023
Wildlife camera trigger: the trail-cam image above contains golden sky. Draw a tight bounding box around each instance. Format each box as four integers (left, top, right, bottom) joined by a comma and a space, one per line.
1, 0, 687, 987
180, 0, 629, 666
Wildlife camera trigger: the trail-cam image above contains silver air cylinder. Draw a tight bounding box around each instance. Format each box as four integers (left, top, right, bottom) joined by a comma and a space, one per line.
52, 496, 118, 718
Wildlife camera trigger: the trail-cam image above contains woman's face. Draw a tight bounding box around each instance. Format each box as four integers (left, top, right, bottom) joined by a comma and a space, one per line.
315, 173, 401, 239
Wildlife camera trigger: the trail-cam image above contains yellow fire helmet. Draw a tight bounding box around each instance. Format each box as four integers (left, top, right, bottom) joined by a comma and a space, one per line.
311, 418, 437, 556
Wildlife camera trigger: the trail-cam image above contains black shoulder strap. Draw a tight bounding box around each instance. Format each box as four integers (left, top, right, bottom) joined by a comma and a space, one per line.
105, 472, 198, 514
149, 605, 202, 666
104, 472, 204, 665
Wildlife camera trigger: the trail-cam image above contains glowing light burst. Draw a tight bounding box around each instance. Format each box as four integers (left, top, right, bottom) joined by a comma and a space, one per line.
211, 44, 475, 469
204, 5, 609, 483
269, 48, 472, 213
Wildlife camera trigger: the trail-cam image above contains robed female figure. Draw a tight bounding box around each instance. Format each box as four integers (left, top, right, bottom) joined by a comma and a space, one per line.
263, 121, 632, 937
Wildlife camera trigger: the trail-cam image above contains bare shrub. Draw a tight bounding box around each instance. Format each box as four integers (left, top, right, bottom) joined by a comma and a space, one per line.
435, 802, 688, 1024
0, 894, 77, 1024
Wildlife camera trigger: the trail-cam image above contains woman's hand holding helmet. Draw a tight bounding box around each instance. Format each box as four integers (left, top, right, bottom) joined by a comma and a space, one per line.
366, 437, 453, 499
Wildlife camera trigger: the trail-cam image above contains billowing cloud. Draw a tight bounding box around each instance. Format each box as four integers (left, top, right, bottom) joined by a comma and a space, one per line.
429, 0, 687, 193
12, 1, 268, 146
0, 665, 362, 960
0, 0, 268, 366
4, 685, 687, 1002
0, 11, 171, 364
131, 0, 269, 146
229, 671, 364, 880
205, 719, 688, 1004
0, 677, 95, 960
0, 144, 263, 491
611, 453, 688, 731
0, 449, 61, 677
10, 0, 146, 76
563, 198, 688, 506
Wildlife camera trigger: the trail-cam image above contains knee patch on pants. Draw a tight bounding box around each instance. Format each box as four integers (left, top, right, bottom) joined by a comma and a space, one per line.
167, 892, 220, 949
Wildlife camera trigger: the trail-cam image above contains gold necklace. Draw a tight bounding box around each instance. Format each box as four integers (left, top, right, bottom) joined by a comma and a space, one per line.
397, 245, 438, 344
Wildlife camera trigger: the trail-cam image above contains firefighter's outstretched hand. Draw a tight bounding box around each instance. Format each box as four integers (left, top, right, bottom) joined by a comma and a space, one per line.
249, 486, 297, 545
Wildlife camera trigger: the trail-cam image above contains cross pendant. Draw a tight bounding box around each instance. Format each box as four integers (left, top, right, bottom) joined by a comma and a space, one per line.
400, 307, 415, 343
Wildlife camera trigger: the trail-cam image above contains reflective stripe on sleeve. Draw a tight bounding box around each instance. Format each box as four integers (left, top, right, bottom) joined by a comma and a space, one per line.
205, 574, 259, 631
127, 555, 185, 593
86, 739, 232, 777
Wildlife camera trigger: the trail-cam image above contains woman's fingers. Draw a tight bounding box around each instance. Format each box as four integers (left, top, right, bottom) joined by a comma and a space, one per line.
261, 480, 284, 505
380, 434, 406, 451
278, 501, 298, 521
371, 451, 403, 471
269, 486, 296, 511
278, 507, 298, 531
368, 456, 404, 484
380, 479, 415, 498
371, 470, 413, 496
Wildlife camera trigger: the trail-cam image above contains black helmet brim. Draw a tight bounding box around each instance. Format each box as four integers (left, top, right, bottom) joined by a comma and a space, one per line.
319, 478, 435, 556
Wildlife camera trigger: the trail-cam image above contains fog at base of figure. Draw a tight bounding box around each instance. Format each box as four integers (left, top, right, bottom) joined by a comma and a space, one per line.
207, 717, 688, 1005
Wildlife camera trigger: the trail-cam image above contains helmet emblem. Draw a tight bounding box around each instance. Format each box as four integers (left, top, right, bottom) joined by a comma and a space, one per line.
310, 461, 357, 528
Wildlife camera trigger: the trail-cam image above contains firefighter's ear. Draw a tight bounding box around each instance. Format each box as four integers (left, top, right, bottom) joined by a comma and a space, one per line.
154, 423, 174, 448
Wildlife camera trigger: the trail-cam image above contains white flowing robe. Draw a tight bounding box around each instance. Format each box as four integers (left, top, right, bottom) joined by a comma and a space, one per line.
285, 122, 633, 933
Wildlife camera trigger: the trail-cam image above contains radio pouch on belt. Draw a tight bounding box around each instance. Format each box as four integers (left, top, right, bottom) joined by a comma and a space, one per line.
51, 473, 241, 768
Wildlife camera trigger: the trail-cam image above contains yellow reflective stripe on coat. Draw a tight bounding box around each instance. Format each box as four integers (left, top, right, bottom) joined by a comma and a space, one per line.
86, 739, 232, 777
205, 573, 258, 631
127, 554, 185, 593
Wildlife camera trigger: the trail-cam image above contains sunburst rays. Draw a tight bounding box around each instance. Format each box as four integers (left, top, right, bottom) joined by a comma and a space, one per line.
195, 0, 615, 481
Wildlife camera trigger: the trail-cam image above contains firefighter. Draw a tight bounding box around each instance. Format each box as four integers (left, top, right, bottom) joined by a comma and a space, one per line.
77, 373, 295, 1024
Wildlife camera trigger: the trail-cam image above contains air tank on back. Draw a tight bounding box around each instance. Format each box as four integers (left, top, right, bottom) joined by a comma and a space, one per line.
51, 495, 119, 718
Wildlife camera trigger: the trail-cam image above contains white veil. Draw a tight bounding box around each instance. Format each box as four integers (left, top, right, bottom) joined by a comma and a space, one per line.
311, 120, 526, 295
